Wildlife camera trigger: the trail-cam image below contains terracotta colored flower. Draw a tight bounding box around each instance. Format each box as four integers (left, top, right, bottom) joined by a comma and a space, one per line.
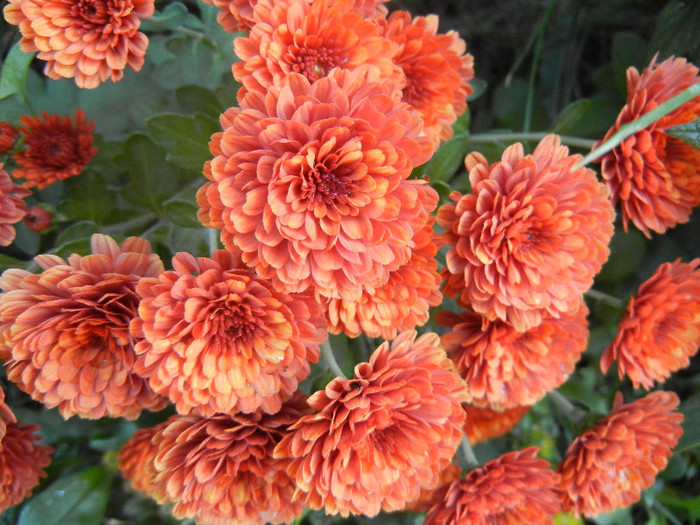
596, 55, 700, 237
425, 447, 561, 525
326, 202, 442, 339
406, 462, 462, 512
601, 258, 700, 390
11, 110, 97, 189
0, 421, 53, 513
558, 391, 683, 517
197, 68, 435, 301
0, 234, 168, 419
0, 387, 17, 441
23, 206, 53, 232
464, 404, 530, 445
132, 250, 327, 416
377, 11, 474, 147
118, 418, 174, 498
438, 134, 614, 331
3, 0, 154, 88
198, 0, 259, 33
437, 300, 589, 409
0, 164, 30, 247
274, 330, 469, 517
0, 123, 18, 155
150, 396, 310, 525
232, 0, 403, 98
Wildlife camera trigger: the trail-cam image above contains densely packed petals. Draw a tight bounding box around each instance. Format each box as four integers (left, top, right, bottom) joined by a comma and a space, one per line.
0, 164, 30, 247
596, 55, 700, 237
198, 0, 259, 32
232, 0, 402, 98
0, 420, 53, 513
0, 234, 167, 419
601, 258, 700, 390
0, 123, 18, 155
274, 330, 469, 517
558, 391, 683, 517
10, 110, 97, 189
437, 300, 589, 408
197, 68, 435, 301
405, 462, 462, 512
0, 387, 17, 441
326, 205, 442, 339
438, 134, 614, 331
377, 11, 474, 147
117, 418, 174, 497
132, 250, 327, 416
463, 404, 530, 444
149, 396, 310, 525
3, 0, 154, 88
425, 447, 561, 525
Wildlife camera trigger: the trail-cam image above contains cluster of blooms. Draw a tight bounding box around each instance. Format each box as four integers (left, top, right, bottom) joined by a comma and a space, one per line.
0, 0, 698, 522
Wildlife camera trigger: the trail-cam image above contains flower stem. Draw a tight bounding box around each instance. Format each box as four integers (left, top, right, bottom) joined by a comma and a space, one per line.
548, 390, 586, 423
573, 82, 700, 169
585, 288, 626, 309
461, 434, 479, 469
208, 228, 219, 257
321, 340, 347, 380
467, 132, 596, 150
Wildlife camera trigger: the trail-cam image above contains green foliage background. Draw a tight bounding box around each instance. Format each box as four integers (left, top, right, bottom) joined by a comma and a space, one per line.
0, 0, 698, 524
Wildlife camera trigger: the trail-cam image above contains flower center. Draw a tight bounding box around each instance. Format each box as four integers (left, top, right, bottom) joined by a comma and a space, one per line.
299, 144, 350, 204
29, 132, 79, 169
289, 46, 344, 83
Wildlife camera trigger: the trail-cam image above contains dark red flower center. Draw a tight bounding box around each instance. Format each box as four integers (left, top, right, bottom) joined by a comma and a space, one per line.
70, 0, 131, 27
289, 45, 344, 83
27, 131, 79, 169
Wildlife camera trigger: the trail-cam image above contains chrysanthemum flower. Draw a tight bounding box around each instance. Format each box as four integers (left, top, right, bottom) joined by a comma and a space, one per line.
437, 300, 589, 408
3, 0, 154, 88
0, 123, 18, 155
558, 391, 683, 517
11, 110, 97, 189
150, 396, 310, 525
233, 0, 403, 99
0, 421, 53, 513
596, 55, 700, 237
274, 330, 469, 517
601, 258, 700, 390
198, 0, 259, 33
197, 68, 435, 301
0, 387, 17, 441
326, 204, 442, 339
377, 11, 474, 147
438, 134, 614, 331
406, 462, 462, 512
0, 234, 167, 419
463, 404, 530, 444
425, 447, 562, 525
132, 250, 327, 416
23, 206, 54, 232
0, 164, 30, 247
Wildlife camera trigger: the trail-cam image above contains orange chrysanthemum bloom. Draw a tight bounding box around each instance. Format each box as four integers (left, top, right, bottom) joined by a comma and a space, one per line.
0, 387, 17, 441
132, 250, 327, 416
425, 447, 561, 525
406, 462, 462, 512
0, 421, 53, 513
3, 0, 154, 88
198, 0, 259, 32
326, 206, 442, 339
463, 404, 530, 444
232, 0, 402, 99
601, 258, 700, 390
11, 110, 97, 189
197, 68, 435, 301
150, 396, 310, 525
437, 300, 589, 408
23, 206, 53, 232
0, 123, 18, 155
0, 234, 167, 419
596, 55, 700, 237
377, 11, 474, 147
274, 330, 469, 517
558, 391, 683, 517
437, 134, 614, 331
0, 164, 30, 247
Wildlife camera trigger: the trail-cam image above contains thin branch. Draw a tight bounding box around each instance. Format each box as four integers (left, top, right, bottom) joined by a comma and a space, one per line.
461, 434, 479, 469
321, 340, 347, 379
585, 288, 626, 309
468, 131, 596, 150
548, 390, 586, 423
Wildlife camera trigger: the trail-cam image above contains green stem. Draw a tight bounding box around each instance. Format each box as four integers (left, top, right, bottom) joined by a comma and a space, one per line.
468, 132, 596, 150
461, 434, 479, 469
523, 0, 556, 133
321, 340, 347, 379
173, 26, 212, 41
573, 82, 700, 169
208, 228, 219, 257
585, 288, 626, 309
548, 390, 586, 423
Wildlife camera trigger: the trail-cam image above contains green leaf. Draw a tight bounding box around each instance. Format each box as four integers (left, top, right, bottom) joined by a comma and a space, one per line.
551, 99, 591, 134
650, 1, 700, 60
175, 85, 224, 117
596, 228, 647, 283
146, 113, 218, 172
611, 31, 649, 96
53, 221, 98, 251
466, 78, 487, 102
18, 466, 110, 525
163, 186, 203, 228
138, 2, 188, 31
424, 137, 469, 183
666, 118, 700, 150
677, 392, 700, 453
0, 42, 35, 102
61, 173, 116, 224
